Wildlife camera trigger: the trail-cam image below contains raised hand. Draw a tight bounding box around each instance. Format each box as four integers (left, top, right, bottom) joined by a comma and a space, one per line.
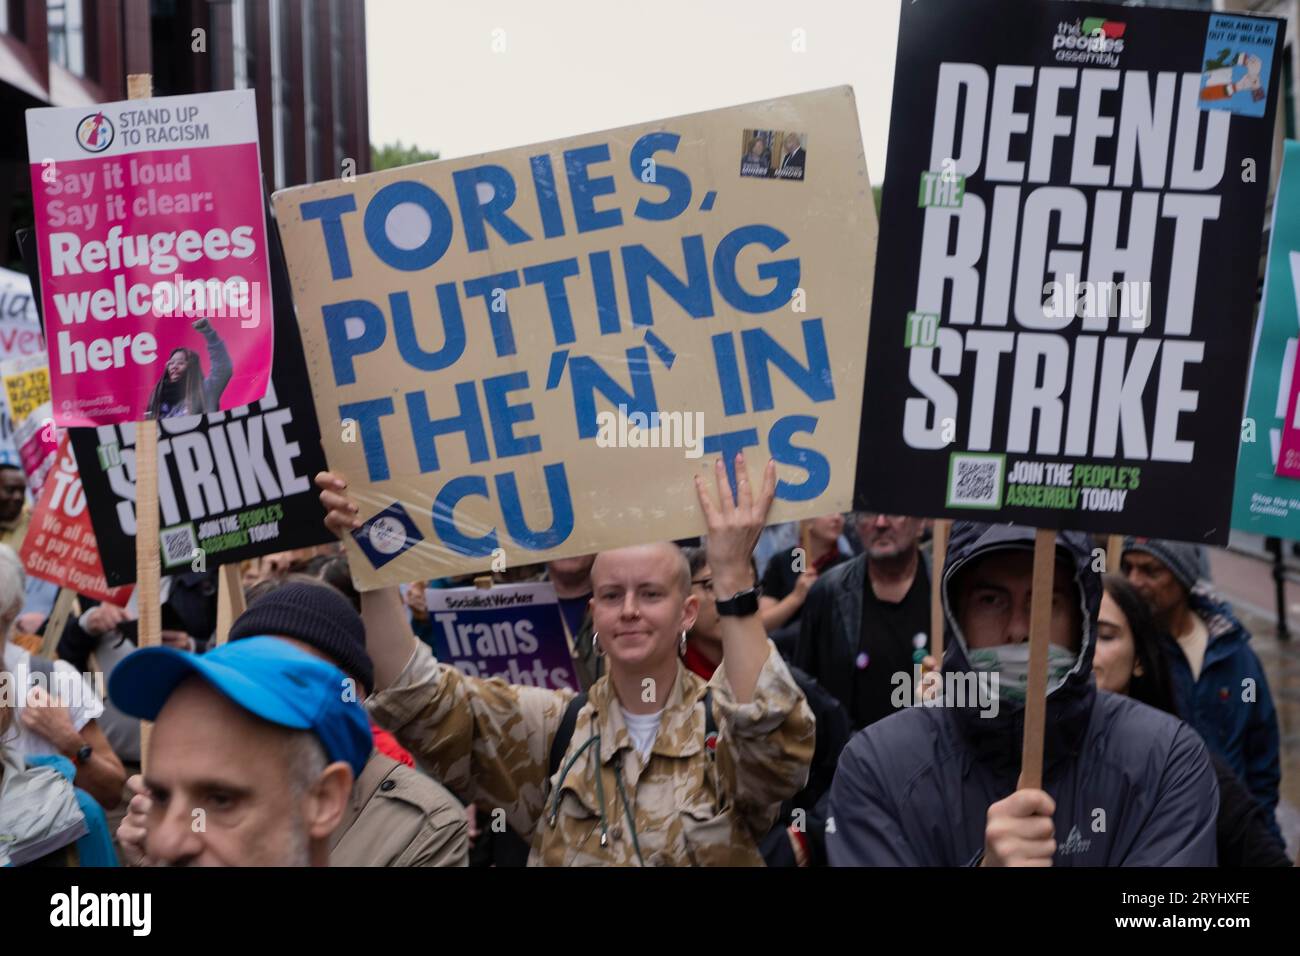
694, 452, 777, 596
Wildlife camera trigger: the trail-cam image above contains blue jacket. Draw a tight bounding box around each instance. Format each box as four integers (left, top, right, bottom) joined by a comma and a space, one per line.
826, 523, 1219, 866
1163, 587, 1281, 842
24, 755, 118, 867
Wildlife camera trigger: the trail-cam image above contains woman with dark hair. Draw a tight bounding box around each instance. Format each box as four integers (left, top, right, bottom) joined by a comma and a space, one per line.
146, 318, 232, 419
1098, 574, 1291, 867
1094, 573, 1178, 712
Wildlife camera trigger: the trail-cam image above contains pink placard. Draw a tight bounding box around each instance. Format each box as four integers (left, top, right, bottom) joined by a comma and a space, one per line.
26, 92, 273, 426
15, 406, 58, 500
1278, 344, 1300, 478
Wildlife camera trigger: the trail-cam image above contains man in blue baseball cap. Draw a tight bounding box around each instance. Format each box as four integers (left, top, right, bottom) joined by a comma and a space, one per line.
109, 636, 371, 866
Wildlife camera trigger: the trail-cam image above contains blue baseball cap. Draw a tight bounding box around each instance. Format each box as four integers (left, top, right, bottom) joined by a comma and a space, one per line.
110, 637, 372, 777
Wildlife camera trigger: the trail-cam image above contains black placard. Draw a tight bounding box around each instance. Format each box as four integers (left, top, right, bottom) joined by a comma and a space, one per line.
855, 0, 1283, 545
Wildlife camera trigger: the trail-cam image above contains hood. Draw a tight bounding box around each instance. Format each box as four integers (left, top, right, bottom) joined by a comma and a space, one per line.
939, 522, 1100, 780
1187, 584, 1249, 649
0, 747, 87, 866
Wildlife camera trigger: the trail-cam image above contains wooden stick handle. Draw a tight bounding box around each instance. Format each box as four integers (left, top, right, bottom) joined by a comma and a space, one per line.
40, 588, 78, 659
128, 71, 156, 767
126, 74, 152, 99
1018, 528, 1057, 791
213, 563, 246, 646
929, 519, 950, 661
1106, 534, 1123, 574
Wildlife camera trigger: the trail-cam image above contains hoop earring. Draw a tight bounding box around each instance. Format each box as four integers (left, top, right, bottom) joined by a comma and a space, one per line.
593, 632, 604, 656
679, 630, 688, 657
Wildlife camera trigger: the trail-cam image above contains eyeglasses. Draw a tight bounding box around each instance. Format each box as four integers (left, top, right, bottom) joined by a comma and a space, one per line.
691, 577, 713, 593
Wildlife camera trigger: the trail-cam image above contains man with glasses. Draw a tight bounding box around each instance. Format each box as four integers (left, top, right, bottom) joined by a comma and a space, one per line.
795, 513, 931, 730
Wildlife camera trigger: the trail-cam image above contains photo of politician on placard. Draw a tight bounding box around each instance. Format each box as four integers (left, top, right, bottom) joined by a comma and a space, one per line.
740, 130, 774, 178
775, 132, 807, 180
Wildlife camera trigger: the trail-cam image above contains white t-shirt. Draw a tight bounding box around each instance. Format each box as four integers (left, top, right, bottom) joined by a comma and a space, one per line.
620, 707, 663, 761
1, 643, 105, 759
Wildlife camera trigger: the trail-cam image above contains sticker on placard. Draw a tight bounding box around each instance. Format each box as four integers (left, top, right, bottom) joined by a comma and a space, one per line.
1199, 14, 1277, 118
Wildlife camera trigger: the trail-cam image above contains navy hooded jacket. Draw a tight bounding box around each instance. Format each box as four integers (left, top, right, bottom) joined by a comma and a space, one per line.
1162, 585, 1281, 843
826, 523, 1219, 866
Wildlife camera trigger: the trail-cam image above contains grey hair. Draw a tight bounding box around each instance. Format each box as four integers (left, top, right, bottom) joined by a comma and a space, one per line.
0, 544, 26, 639
282, 728, 330, 798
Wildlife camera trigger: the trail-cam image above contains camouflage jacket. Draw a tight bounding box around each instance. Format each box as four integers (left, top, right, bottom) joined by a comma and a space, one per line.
366, 640, 815, 866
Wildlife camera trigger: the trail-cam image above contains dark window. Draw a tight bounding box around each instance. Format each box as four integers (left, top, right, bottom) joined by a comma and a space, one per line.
4, 0, 25, 39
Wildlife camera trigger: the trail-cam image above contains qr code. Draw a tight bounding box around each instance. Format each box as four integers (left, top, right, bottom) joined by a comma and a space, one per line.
160, 523, 198, 568
947, 454, 1004, 509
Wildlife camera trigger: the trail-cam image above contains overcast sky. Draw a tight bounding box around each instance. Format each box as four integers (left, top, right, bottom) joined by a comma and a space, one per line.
366, 0, 901, 182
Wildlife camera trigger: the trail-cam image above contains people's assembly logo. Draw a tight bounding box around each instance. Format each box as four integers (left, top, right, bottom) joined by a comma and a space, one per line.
1053, 18, 1126, 67
76, 112, 114, 153
352, 502, 423, 569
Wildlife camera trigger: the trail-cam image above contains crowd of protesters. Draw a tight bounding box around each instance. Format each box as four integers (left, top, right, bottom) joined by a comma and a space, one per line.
0, 453, 1295, 867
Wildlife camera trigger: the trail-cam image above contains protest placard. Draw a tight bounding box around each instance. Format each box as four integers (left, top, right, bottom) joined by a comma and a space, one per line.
1278, 363, 1300, 478
1, 355, 50, 425
854, 0, 1282, 545
68, 219, 333, 586
1, 351, 58, 499
1233, 140, 1300, 533
13, 408, 58, 500
19, 433, 132, 606
274, 87, 877, 588
0, 266, 47, 466
423, 581, 578, 691
25, 90, 274, 426
0, 266, 40, 330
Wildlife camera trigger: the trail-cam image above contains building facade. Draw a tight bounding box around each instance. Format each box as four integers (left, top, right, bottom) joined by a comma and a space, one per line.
0, 0, 369, 268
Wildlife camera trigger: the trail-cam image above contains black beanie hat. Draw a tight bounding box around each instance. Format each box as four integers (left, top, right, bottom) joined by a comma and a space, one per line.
229, 581, 374, 695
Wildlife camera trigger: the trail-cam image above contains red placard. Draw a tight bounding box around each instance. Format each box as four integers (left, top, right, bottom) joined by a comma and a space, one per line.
19, 434, 132, 605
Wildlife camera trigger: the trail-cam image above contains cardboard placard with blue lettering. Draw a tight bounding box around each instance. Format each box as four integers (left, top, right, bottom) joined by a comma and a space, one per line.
424, 582, 578, 691
272, 88, 877, 588
1232, 140, 1300, 537
855, 0, 1282, 545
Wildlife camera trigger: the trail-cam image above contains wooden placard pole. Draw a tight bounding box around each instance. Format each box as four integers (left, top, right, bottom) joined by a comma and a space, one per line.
126, 73, 160, 769
213, 563, 246, 647
1018, 528, 1057, 790
39, 588, 79, 659
929, 519, 950, 662
1106, 533, 1123, 574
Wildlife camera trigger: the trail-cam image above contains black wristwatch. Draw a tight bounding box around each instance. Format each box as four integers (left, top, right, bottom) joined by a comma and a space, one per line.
74, 743, 93, 766
716, 586, 762, 618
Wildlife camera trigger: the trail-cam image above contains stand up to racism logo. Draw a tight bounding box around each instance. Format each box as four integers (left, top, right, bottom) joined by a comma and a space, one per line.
75, 112, 114, 153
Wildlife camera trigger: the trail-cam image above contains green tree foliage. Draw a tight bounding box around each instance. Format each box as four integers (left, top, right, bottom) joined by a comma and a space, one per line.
370, 140, 439, 171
